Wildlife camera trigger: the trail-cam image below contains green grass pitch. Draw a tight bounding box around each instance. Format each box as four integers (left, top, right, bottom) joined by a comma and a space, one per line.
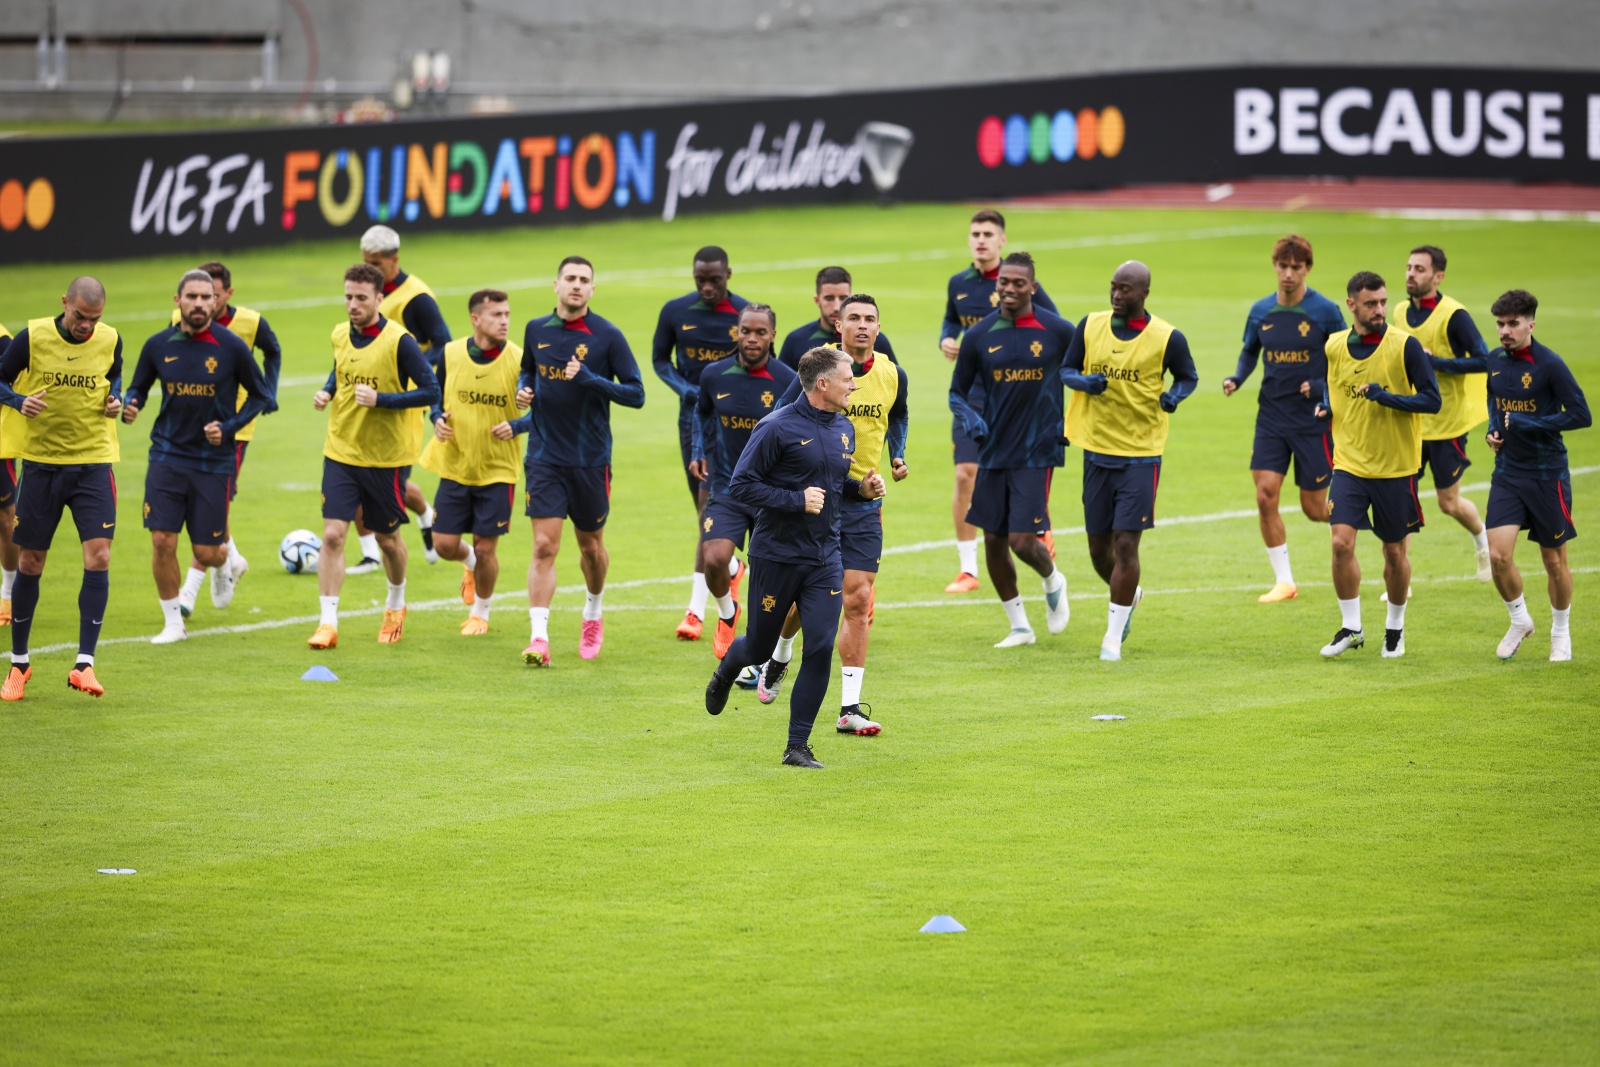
1, 203, 1596, 1064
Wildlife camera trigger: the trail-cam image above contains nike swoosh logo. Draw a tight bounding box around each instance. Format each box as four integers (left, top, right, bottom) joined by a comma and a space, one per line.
91, 619, 102, 626
476, 372, 491, 379
498, 520, 509, 527
1316, 474, 1328, 483
988, 345, 1003, 353
67, 355, 80, 362
1033, 516, 1042, 523
538, 343, 552, 349
212, 530, 223, 537
1492, 371, 1501, 376
1555, 531, 1565, 539
1262, 324, 1274, 331
102, 522, 114, 528
164, 356, 180, 363
830, 589, 841, 595
682, 325, 697, 331
800, 438, 813, 445
956, 293, 967, 299
717, 393, 730, 399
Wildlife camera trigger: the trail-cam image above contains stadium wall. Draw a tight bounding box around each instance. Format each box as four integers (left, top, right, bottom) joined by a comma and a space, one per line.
2, 65, 1598, 264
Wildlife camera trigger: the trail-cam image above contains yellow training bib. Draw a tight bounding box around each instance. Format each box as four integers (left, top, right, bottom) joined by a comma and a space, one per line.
843, 354, 898, 486
1326, 327, 1422, 479
12, 317, 120, 464
1064, 311, 1174, 457
323, 319, 416, 468
0, 321, 14, 460
419, 339, 523, 486
1392, 294, 1486, 440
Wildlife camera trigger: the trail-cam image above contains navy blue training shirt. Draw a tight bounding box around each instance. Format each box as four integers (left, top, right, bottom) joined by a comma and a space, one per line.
125, 323, 272, 474
693, 353, 798, 497
1488, 340, 1591, 478
651, 292, 749, 403
1230, 289, 1345, 434
949, 308, 1075, 469
513, 309, 645, 468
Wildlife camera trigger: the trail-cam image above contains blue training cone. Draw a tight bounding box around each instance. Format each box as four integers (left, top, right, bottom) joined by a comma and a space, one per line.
920, 915, 966, 933
301, 665, 339, 682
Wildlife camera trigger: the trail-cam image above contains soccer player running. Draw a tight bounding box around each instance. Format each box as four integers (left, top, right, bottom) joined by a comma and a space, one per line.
170, 260, 282, 617
1396, 245, 1494, 581
0, 323, 16, 627
777, 266, 897, 369
1314, 271, 1440, 660
308, 264, 440, 648
358, 225, 453, 570
515, 256, 645, 666
652, 246, 748, 642
691, 305, 797, 657
1481, 289, 1591, 662
419, 288, 525, 636
1222, 235, 1345, 602
1063, 261, 1199, 661
703, 347, 887, 769
940, 209, 1058, 594
949, 252, 1075, 649
125, 270, 272, 644
0, 277, 124, 700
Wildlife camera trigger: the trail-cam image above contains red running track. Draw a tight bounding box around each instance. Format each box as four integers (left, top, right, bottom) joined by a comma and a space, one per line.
1008, 178, 1600, 217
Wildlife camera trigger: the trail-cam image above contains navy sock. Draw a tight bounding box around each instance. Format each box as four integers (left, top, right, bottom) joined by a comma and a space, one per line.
11, 571, 40, 659
78, 569, 109, 659
787, 644, 833, 748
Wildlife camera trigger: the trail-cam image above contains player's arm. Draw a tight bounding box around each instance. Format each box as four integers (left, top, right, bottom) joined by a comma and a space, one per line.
572, 332, 646, 408
1225, 313, 1263, 393
0, 328, 33, 410
651, 306, 697, 402
691, 380, 716, 479
728, 420, 808, 512
253, 316, 284, 413
887, 364, 910, 464
939, 284, 963, 359
373, 335, 441, 409
219, 343, 271, 434
1514, 360, 1592, 433
429, 355, 448, 426
1060, 317, 1106, 394
1431, 309, 1490, 374
404, 293, 453, 352
120, 338, 160, 422
103, 337, 125, 416
1363, 337, 1441, 413
1160, 330, 1199, 412
947, 331, 989, 439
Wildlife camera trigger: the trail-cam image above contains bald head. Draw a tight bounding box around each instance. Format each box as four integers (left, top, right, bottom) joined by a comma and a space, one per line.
1110, 260, 1150, 319
66, 276, 105, 308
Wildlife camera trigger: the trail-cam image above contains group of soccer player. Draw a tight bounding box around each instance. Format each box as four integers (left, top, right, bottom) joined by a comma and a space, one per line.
0, 211, 1587, 771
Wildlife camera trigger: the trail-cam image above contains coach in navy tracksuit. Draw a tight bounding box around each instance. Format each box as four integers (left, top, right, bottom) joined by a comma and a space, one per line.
703, 346, 886, 768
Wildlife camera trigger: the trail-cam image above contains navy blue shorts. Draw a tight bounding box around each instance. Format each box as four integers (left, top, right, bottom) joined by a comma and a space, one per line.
951, 415, 981, 466
322, 458, 409, 532
143, 462, 231, 545
526, 463, 610, 532
1082, 458, 1160, 537
434, 478, 515, 539
1329, 470, 1424, 543
228, 441, 248, 500
1486, 470, 1577, 548
14, 461, 118, 550
1251, 423, 1333, 491
701, 494, 757, 550
840, 505, 884, 573
0, 457, 16, 509
678, 403, 705, 499
967, 467, 1053, 536
1419, 434, 1472, 490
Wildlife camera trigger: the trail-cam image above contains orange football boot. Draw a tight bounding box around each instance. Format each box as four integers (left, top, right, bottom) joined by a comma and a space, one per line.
68, 664, 104, 697
712, 604, 740, 659
944, 572, 979, 593
675, 610, 703, 641
461, 615, 489, 635
308, 624, 338, 650
461, 565, 476, 606
2, 663, 30, 701
378, 608, 407, 643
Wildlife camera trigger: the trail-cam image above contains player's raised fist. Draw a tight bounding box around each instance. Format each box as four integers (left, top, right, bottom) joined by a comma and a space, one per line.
434, 413, 454, 441
20, 390, 49, 418
803, 486, 825, 513
515, 386, 534, 409
313, 389, 331, 410
353, 383, 378, 407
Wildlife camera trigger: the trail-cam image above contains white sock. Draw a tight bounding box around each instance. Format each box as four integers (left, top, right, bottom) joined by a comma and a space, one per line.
1105, 602, 1132, 649
180, 566, 206, 600
1505, 595, 1533, 627
773, 634, 795, 664
160, 597, 183, 629
583, 590, 603, 621
319, 595, 339, 628
529, 606, 550, 641
76, 654, 93, 666
1, 568, 16, 599
713, 591, 735, 621
1386, 599, 1407, 631
1043, 566, 1066, 596
957, 538, 979, 577
1266, 543, 1294, 586
1551, 606, 1571, 639
463, 544, 478, 570
1338, 596, 1362, 632
471, 594, 491, 621
11, 652, 27, 665
840, 665, 865, 707
1001, 595, 1030, 631
728, 556, 741, 581
1471, 528, 1489, 553
386, 580, 406, 611
358, 533, 379, 560
420, 503, 436, 527
687, 571, 708, 619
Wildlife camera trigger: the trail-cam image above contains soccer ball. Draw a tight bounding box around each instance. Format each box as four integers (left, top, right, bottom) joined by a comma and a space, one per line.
279, 529, 322, 574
